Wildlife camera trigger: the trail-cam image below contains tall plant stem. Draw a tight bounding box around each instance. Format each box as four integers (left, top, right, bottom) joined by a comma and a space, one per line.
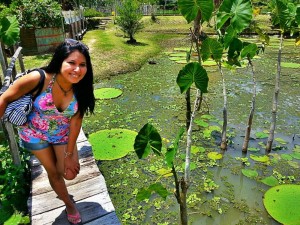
217, 62, 228, 150
242, 57, 257, 152
182, 89, 202, 225
266, 32, 283, 153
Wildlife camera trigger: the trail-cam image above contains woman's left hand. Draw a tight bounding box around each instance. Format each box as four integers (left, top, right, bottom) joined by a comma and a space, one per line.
64, 156, 80, 179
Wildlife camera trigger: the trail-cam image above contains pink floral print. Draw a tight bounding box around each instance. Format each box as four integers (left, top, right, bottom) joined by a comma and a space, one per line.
18, 75, 78, 144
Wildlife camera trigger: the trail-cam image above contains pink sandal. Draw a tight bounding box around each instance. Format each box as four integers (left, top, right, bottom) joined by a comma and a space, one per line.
65, 209, 82, 225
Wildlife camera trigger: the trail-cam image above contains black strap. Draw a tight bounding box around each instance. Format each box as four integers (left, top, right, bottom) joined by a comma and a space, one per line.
29, 68, 45, 100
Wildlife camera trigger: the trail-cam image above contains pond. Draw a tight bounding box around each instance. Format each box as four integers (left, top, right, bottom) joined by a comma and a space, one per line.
83, 37, 300, 225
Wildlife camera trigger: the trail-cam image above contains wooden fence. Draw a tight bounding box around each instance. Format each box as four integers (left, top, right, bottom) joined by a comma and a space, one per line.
62, 7, 87, 40
0, 43, 26, 165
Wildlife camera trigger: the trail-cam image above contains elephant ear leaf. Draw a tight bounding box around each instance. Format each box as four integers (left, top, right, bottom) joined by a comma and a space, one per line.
134, 123, 162, 159
241, 43, 258, 59
176, 62, 209, 94
217, 0, 253, 33
201, 38, 223, 62
0, 16, 20, 46
178, 0, 214, 23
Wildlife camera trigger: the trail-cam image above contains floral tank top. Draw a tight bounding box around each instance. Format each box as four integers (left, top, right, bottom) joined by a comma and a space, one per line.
18, 75, 78, 144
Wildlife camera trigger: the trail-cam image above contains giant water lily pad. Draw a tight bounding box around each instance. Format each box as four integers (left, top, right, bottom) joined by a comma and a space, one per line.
94, 88, 122, 99
263, 184, 300, 225
281, 62, 300, 69
89, 129, 137, 160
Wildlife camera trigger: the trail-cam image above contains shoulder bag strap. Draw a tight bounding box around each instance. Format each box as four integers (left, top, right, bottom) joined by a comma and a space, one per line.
30, 68, 46, 100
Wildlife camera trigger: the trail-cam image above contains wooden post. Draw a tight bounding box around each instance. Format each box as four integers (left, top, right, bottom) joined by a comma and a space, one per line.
0, 43, 6, 80
2, 122, 21, 165
0, 44, 23, 165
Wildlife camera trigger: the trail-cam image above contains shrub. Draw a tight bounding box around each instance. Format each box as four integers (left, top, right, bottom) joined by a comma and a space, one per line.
84, 8, 103, 18
86, 17, 102, 30
11, 0, 63, 28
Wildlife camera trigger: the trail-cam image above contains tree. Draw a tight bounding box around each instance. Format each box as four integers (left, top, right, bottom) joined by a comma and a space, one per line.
265, 0, 300, 152
116, 0, 143, 44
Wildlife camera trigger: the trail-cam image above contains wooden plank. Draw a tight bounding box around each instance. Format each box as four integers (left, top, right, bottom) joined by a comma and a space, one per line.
29, 176, 110, 215
31, 158, 100, 195
31, 191, 117, 225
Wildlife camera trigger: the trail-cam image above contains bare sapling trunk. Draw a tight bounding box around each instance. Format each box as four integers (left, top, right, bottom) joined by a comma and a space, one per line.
242, 57, 257, 152
182, 89, 202, 225
217, 62, 228, 150
266, 33, 283, 153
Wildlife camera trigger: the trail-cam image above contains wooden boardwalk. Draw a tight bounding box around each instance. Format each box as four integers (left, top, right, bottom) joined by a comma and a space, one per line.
27, 129, 121, 225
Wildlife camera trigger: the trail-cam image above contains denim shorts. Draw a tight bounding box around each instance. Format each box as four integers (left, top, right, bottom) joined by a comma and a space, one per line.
20, 139, 67, 151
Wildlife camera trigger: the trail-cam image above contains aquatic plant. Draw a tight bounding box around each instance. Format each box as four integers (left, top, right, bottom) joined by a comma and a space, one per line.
263, 184, 300, 224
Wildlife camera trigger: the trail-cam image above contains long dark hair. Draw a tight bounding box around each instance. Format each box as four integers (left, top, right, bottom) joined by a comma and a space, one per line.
42, 39, 95, 116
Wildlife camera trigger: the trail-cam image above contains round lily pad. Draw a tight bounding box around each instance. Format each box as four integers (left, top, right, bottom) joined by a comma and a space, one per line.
89, 129, 137, 160
281, 62, 300, 68
207, 152, 223, 160
263, 184, 300, 225
94, 88, 122, 99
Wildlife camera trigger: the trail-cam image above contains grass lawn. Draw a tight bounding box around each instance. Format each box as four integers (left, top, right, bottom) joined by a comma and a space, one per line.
19, 16, 190, 83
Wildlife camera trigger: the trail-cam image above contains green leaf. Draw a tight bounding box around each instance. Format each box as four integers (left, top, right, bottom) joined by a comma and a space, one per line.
217, 0, 253, 33
182, 161, 197, 171
250, 154, 270, 163
216, 12, 231, 30
201, 38, 223, 61
191, 146, 205, 154
89, 129, 137, 160
178, 0, 214, 23
275, 137, 288, 145
227, 38, 243, 65
281, 62, 300, 68
269, 0, 294, 31
149, 182, 170, 200
203, 125, 221, 139
176, 62, 209, 93
136, 188, 152, 202
248, 147, 260, 152
94, 88, 122, 99
156, 168, 173, 177
134, 123, 162, 159
296, 7, 300, 25
291, 152, 300, 160
242, 169, 258, 178
281, 154, 292, 160
194, 119, 209, 127
207, 152, 223, 160
241, 43, 258, 59
0, 16, 20, 46
261, 176, 279, 187
263, 184, 300, 224
3, 214, 22, 225
223, 25, 238, 49
255, 131, 269, 139
165, 128, 185, 168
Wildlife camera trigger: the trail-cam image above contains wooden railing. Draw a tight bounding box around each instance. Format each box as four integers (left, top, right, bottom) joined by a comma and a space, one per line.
0, 43, 26, 165
62, 7, 87, 40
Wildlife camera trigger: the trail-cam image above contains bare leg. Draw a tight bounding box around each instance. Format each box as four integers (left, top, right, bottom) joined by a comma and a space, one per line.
31, 146, 79, 217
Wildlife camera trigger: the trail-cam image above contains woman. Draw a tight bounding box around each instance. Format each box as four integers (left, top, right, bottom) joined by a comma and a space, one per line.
0, 39, 95, 224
